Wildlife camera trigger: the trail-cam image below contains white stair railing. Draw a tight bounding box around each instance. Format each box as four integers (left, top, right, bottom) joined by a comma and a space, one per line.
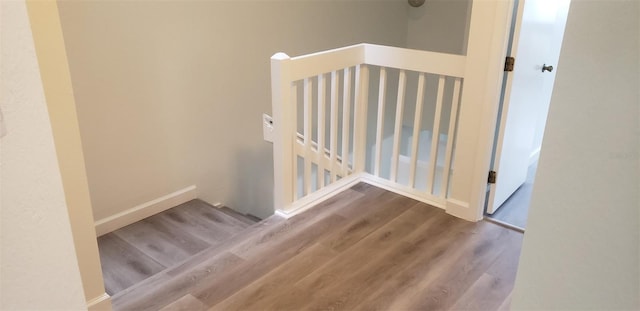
271, 44, 466, 216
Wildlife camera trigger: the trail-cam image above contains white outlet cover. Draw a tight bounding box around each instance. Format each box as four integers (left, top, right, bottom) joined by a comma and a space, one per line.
263, 113, 274, 143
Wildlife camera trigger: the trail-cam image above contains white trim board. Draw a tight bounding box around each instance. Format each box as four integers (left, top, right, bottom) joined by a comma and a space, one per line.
87, 293, 111, 311
275, 173, 467, 220
529, 147, 541, 166
275, 174, 364, 219
94, 185, 197, 236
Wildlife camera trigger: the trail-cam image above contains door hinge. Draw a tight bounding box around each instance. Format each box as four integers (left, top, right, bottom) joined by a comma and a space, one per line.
504, 56, 515, 72
488, 171, 497, 184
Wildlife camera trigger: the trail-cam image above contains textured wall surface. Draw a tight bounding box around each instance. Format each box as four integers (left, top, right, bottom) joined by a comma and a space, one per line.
58, 0, 408, 220
0, 1, 86, 309
513, 1, 640, 309
407, 0, 471, 55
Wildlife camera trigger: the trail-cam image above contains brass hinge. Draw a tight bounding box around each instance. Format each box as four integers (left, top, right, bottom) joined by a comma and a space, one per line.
488, 171, 497, 184
504, 56, 515, 72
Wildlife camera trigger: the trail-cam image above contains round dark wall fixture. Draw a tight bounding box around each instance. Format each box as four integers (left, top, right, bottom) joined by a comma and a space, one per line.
408, 0, 426, 7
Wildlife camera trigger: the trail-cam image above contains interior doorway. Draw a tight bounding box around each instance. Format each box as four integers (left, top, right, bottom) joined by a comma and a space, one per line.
485, 0, 571, 230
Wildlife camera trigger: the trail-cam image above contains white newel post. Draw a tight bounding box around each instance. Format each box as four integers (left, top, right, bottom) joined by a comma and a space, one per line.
271, 53, 294, 212
445, 0, 514, 221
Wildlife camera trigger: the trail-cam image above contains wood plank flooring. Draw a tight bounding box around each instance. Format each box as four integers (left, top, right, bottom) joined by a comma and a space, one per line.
97, 199, 258, 295
105, 183, 523, 311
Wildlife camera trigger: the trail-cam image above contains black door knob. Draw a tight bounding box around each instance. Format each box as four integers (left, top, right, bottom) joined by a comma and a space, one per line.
542, 64, 554, 72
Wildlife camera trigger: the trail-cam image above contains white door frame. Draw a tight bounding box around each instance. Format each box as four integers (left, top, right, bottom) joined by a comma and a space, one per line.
26, 1, 111, 309
444, 0, 517, 222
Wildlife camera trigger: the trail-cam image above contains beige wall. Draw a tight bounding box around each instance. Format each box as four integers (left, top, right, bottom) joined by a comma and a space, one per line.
0, 1, 87, 309
407, 0, 471, 55
512, 0, 640, 309
58, 0, 408, 220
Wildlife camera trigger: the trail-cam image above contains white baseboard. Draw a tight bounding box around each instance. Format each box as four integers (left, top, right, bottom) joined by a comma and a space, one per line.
94, 185, 197, 236
87, 293, 111, 311
275, 174, 364, 219
359, 174, 446, 210
529, 147, 541, 166
446, 198, 481, 222
276, 173, 454, 219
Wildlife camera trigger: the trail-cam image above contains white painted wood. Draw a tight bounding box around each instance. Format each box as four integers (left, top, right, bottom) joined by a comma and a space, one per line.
390, 70, 407, 182
272, 43, 478, 219
353, 64, 369, 173
275, 173, 364, 217
289, 44, 365, 81
374, 67, 387, 177
291, 85, 299, 200
341, 67, 352, 175
487, 0, 570, 214
270, 53, 295, 211
409, 73, 426, 188
440, 78, 462, 198
277, 172, 450, 219
329, 71, 340, 182
446, 1, 514, 221
87, 293, 112, 311
363, 44, 466, 78
317, 73, 326, 189
303, 77, 313, 196
426, 76, 446, 194
295, 135, 350, 178
94, 185, 197, 236
360, 174, 447, 209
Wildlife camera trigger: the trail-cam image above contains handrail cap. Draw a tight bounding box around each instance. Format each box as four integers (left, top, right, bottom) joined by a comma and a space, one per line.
271, 52, 291, 60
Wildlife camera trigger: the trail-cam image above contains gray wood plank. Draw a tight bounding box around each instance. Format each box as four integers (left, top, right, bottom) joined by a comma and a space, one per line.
113, 217, 210, 267
448, 230, 524, 311
111, 251, 244, 311
182, 200, 254, 234
227, 188, 365, 259
391, 222, 517, 311
164, 215, 286, 278
274, 204, 459, 311
158, 294, 206, 311
192, 213, 348, 307
320, 193, 417, 252
353, 221, 512, 311
210, 243, 338, 311
153, 205, 236, 246
217, 206, 258, 226
105, 186, 523, 311
97, 234, 166, 295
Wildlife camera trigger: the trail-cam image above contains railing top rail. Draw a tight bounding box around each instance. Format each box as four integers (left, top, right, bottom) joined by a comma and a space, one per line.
363, 44, 466, 78
271, 43, 466, 81
273, 44, 365, 81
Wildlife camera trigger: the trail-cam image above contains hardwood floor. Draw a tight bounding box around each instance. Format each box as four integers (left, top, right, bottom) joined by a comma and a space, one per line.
103, 183, 523, 311
97, 199, 258, 295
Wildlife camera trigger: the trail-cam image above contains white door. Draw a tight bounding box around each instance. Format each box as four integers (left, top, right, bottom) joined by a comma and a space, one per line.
487, 0, 570, 214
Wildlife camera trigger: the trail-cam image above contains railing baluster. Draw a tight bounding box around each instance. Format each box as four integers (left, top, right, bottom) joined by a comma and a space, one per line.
341, 67, 352, 176
317, 74, 326, 189
441, 78, 461, 198
353, 65, 369, 173
303, 77, 313, 196
390, 70, 407, 182
291, 84, 299, 199
426, 75, 446, 195
409, 73, 426, 188
330, 71, 340, 182
374, 67, 387, 177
